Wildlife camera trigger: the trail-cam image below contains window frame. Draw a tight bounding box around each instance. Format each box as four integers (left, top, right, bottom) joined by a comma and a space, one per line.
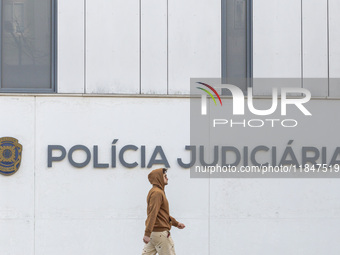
221, 0, 253, 91
0, 0, 57, 93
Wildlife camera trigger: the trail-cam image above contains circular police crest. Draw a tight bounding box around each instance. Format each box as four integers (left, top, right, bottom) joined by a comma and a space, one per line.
0, 137, 22, 176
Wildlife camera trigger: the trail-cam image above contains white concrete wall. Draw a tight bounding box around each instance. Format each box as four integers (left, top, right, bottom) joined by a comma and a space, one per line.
2, 1, 340, 254
0, 97, 35, 255
57, 0, 221, 95
57, 0, 85, 93
253, 0, 302, 79
253, 0, 302, 95
302, 0, 328, 96
56, 0, 340, 97
1, 96, 340, 254
85, 0, 140, 94
168, 0, 221, 94
250, 0, 337, 97
141, 0, 168, 94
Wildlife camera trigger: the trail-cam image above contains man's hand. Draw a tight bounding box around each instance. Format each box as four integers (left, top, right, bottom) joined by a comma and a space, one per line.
177, 222, 186, 229
143, 235, 150, 244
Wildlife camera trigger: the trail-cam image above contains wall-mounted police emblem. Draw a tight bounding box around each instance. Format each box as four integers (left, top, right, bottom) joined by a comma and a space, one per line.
0, 137, 22, 176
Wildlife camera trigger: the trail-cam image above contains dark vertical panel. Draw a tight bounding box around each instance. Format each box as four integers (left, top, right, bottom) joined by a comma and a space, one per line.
222, 0, 252, 92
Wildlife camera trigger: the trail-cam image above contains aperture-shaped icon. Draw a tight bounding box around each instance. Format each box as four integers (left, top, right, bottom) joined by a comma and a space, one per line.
196, 82, 223, 106
0, 137, 22, 176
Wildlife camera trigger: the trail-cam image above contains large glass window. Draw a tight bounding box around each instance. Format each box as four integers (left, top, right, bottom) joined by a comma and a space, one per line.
0, 0, 56, 92
222, 0, 252, 92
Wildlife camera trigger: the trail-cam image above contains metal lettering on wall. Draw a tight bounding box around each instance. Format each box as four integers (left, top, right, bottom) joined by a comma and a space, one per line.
47, 140, 170, 169
44, 138, 340, 178
46, 139, 340, 177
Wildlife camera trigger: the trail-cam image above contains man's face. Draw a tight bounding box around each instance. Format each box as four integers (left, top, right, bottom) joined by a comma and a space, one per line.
163, 173, 168, 185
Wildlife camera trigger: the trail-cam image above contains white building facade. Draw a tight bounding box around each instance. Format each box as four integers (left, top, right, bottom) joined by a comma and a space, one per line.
1, 0, 340, 254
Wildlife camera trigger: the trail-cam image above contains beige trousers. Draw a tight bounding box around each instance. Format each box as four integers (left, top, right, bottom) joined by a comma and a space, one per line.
142, 231, 176, 255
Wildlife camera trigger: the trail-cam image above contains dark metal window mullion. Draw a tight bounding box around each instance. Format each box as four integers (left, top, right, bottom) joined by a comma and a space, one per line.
0, 0, 2, 89
221, 0, 227, 85
52, 0, 57, 93
246, 0, 253, 88
222, 0, 253, 91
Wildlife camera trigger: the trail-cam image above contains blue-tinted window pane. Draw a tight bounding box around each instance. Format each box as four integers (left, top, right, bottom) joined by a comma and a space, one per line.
2, 0, 52, 89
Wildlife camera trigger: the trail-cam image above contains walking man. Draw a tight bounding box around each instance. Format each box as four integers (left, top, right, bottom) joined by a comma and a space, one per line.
142, 168, 185, 255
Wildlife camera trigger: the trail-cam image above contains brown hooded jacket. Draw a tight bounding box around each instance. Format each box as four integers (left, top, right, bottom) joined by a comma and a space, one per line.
144, 168, 179, 237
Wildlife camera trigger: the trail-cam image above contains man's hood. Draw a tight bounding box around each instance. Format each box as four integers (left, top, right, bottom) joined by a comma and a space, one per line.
148, 168, 164, 190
